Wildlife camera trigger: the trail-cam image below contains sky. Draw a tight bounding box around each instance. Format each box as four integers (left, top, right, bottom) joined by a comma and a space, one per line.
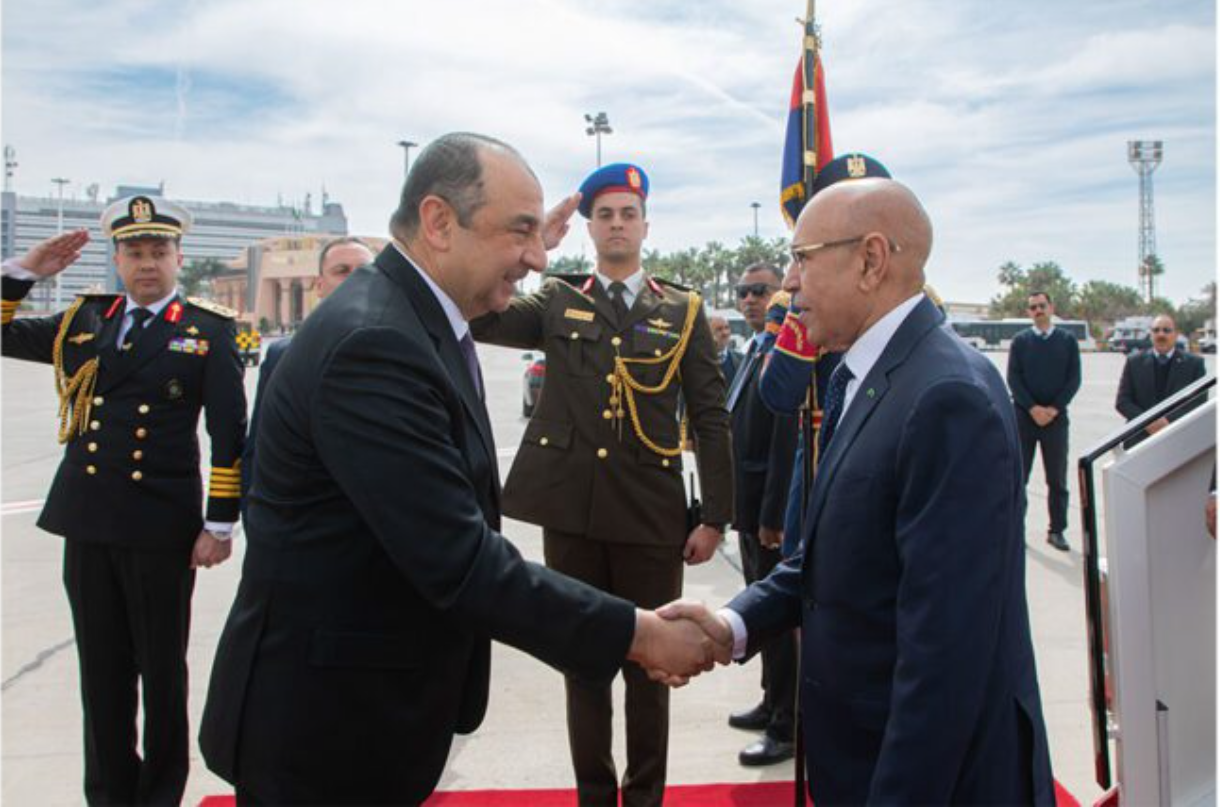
2, 0, 1215, 305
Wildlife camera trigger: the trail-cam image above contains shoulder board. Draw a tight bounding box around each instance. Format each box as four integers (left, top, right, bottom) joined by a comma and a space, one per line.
545, 273, 592, 286
187, 297, 238, 319
651, 276, 692, 294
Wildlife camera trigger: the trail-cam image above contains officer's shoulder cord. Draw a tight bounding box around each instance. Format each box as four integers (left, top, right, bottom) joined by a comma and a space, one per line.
53, 298, 100, 445
610, 292, 700, 458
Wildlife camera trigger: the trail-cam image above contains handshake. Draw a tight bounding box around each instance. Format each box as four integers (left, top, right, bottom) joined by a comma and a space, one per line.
626, 601, 735, 687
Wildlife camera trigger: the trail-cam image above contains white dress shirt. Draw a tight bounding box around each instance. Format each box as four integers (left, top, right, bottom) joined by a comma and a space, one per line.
719, 293, 927, 659
596, 268, 644, 309
117, 289, 178, 348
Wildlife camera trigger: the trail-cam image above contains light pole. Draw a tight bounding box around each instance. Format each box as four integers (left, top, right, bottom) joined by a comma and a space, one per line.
750, 201, 761, 238
397, 140, 418, 181
584, 112, 612, 168
52, 177, 69, 309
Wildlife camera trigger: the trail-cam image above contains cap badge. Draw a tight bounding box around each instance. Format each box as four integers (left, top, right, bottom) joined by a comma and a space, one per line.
626, 167, 642, 190
130, 198, 153, 223
847, 156, 867, 178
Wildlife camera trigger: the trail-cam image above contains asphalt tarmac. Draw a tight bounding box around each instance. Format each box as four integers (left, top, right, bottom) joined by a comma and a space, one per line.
2, 341, 1210, 805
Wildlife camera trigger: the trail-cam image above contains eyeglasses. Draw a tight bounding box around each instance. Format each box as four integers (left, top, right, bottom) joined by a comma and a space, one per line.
789, 234, 901, 264
1027, 303, 1048, 312
736, 282, 777, 300
1150, 327, 1175, 334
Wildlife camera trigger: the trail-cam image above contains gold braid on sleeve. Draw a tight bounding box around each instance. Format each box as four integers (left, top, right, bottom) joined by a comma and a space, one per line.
609, 292, 701, 458
52, 299, 100, 445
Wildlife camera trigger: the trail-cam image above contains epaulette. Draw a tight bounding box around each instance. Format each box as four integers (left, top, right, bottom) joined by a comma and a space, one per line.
545, 273, 592, 286
187, 297, 238, 319
651, 276, 692, 294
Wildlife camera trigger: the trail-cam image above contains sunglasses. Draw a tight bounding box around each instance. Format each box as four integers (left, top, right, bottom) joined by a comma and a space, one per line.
736, 283, 777, 300
1150, 327, 1174, 334
1027, 303, 1048, 311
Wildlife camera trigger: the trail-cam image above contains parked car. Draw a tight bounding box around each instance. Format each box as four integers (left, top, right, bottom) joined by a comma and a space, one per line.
522, 351, 545, 417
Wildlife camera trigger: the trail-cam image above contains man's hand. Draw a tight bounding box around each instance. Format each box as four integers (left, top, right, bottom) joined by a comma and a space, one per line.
758, 526, 783, 550
1029, 405, 1054, 427
1146, 416, 1170, 435
542, 192, 581, 251
655, 599, 733, 666
191, 530, 233, 569
18, 230, 89, 278
683, 524, 722, 565
628, 609, 715, 686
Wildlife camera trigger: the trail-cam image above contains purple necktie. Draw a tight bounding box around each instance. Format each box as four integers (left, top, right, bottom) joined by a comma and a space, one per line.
459, 332, 484, 400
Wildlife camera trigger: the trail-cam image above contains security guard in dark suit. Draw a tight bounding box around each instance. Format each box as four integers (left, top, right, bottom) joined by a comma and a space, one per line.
1, 196, 246, 806
471, 163, 733, 806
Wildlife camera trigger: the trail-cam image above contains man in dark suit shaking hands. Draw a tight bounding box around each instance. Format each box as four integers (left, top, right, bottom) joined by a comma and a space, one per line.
200, 133, 715, 805
660, 178, 1055, 805
1115, 313, 1206, 446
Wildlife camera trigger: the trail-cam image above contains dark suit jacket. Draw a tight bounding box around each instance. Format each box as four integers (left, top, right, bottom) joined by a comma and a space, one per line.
720, 347, 743, 386
729, 338, 798, 533
1116, 350, 1207, 445
199, 246, 636, 805
2, 277, 246, 547
239, 336, 290, 503
729, 298, 1055, 805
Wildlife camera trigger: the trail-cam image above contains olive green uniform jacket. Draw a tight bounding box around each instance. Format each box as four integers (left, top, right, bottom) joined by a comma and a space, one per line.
472, 273, 733, 545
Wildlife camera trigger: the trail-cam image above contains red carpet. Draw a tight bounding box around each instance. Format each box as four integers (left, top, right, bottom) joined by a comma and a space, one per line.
201, 778, 1081, 806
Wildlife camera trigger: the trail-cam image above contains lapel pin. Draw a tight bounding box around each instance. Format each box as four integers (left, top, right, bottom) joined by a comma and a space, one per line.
867, 388, 876, 398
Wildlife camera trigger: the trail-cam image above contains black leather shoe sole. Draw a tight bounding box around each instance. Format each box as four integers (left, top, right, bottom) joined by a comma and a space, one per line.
738, 737, 795, 767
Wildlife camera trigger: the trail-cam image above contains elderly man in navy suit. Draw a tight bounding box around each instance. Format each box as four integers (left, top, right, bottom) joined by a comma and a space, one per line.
661, 178, 1055, 805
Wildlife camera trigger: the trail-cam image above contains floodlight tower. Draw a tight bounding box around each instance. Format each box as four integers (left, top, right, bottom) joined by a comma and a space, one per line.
584, 112, 612, 168
1127, 140, 1163, 303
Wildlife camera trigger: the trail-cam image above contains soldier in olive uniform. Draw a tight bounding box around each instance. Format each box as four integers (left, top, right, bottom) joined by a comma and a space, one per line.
472, 163, 733, 807
1, 197, 246, 806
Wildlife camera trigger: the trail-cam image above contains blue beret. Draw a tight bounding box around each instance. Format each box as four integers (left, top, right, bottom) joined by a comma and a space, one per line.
810, 153, 891, 198
578, 162, 649, 218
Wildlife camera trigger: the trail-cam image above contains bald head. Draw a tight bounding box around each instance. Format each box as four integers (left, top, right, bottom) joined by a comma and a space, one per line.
792, 178, 935, 351
804, 178, 932, 293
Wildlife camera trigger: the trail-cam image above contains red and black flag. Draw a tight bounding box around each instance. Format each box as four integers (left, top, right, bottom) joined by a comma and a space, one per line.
780, 11, 834, 229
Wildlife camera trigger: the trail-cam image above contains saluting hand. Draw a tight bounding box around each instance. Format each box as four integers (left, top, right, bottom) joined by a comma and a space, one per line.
18, 229, 89, 278
542, 192, 581, 251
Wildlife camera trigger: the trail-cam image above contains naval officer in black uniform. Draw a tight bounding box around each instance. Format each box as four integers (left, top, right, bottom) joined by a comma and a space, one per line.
1, 196, 246, 806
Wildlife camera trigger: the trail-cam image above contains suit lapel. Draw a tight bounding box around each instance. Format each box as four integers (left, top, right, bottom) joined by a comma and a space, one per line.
374, 247, 499, 497
620, 278, 664, 333
98, 299, 178, 392
803, 298, 944, 549
1167, 354, 1188, 392
727, 342, 760, 411
586, 278, 621, 326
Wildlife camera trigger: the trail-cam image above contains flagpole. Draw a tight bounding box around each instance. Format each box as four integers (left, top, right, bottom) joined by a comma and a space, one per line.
796, 8, 818, 806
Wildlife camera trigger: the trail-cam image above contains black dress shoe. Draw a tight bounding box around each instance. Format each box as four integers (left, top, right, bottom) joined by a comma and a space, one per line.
1047, 532, 1070, 552
728, 702, 771, 731
739, 734, 795, 767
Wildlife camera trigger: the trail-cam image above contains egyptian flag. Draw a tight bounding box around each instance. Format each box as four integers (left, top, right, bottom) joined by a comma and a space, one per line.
780, 55, 834, 228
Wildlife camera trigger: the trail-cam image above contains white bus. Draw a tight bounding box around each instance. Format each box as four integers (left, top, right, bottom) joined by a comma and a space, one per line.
949, 317, 1096, 352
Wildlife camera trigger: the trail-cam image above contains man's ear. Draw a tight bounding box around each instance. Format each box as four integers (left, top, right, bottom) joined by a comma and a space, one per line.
857, 233, 890, 292
418, 196, 454, 252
